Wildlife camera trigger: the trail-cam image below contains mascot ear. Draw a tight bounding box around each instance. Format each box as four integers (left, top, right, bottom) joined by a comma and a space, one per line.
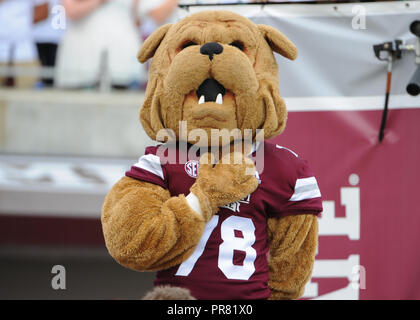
138, 24, 172, 63
258, 25, 297, 60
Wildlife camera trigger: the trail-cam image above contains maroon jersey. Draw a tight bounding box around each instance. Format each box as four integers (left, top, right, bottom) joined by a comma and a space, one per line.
126, 141, 322, 299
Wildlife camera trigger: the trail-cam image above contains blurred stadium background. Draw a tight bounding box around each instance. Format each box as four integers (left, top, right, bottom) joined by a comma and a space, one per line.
0, 0, 419, 299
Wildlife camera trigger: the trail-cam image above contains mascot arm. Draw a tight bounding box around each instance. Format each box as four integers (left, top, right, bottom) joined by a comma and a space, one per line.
267, 214, 318, 300
101, 176, 208, 271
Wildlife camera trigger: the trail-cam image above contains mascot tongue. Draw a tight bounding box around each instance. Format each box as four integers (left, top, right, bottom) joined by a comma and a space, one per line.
196, 78, 226, 104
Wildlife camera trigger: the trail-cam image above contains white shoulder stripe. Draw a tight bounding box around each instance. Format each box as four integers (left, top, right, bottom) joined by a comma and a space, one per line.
289, 177, 321, 201
276, 145, 299, 157
133, 154, 164, 180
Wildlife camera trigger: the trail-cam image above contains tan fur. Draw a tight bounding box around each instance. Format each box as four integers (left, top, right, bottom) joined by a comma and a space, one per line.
102, 10, 317, 300
102, 177, 208, 271
137, 10, 296, 145
267, 214, 318, 299
191, 151, 258, 214
142, 286, 196, 300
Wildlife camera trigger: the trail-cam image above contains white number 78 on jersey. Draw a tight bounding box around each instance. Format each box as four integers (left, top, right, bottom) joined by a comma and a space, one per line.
175, 215, 257, 280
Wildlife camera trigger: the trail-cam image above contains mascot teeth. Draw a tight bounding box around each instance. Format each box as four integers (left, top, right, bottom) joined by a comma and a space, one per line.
196, 78, 226, 104
216, 93, 223, 104
197, 92, 223, 105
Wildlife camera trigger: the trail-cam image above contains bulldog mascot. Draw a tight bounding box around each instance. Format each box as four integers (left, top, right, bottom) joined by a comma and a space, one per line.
102, 11, 322, 300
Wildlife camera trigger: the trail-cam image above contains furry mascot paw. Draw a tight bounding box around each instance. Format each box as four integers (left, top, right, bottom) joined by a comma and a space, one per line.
190, 151, 259, 219
142, 286, 196, 300
102, 10, 322, 300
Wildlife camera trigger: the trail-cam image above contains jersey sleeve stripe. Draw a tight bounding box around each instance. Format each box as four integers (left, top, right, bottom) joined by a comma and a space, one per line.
133, 154, 164, 180
289, 177, 321, 201
275, 144, 299, 157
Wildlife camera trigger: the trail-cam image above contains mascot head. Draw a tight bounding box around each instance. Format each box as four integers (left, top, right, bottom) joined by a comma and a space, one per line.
138, 10, 297, 147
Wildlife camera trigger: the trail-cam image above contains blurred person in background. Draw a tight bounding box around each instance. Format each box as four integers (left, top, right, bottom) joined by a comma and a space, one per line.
135, 0, 179, 92
0, 0, 38, 88
33, 0, 65, 88
55, 0, 143, 90
137, 0, 179, 41
55, 0, 179, 90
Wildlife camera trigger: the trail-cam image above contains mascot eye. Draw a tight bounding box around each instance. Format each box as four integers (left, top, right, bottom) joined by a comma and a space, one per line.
180, 40, 197, 50
229, 41, 245, 51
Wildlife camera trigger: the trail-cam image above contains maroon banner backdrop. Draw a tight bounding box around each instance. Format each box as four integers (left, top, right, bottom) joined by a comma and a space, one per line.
273, 107, 420, 299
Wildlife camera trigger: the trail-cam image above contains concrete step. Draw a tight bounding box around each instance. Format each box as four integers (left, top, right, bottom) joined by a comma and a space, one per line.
0, 89, 154, 158
0, 154, 133, 217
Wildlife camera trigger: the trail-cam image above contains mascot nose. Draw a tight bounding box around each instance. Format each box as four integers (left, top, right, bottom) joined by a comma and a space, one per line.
200, 42, 223, 60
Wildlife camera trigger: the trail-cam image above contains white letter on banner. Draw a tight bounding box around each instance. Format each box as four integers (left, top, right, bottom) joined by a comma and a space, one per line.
318, 187, 360, 240
304, 181, 362, 299
303, 255, 360, 300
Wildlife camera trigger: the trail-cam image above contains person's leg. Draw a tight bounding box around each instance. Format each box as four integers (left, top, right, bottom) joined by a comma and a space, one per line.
36, 43, 57, 86
0, 62, 15, 87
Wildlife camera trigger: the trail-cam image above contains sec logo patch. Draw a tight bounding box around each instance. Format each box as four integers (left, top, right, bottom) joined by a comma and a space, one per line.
185, 160, 199, 178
